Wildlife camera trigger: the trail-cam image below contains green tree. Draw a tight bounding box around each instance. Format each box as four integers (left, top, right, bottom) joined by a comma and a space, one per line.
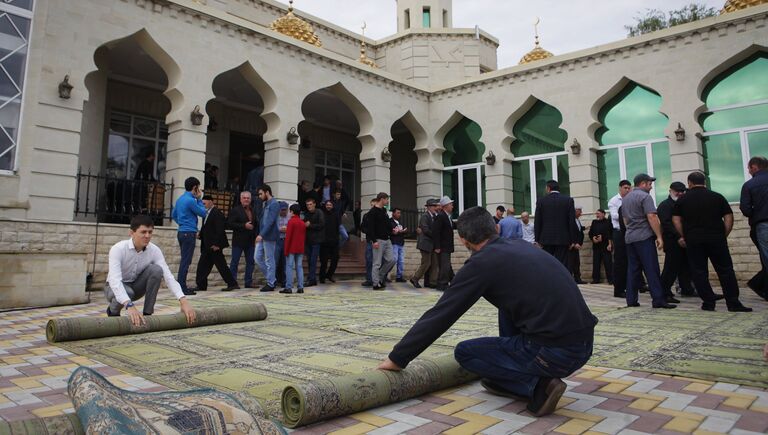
626, 3, 718, 37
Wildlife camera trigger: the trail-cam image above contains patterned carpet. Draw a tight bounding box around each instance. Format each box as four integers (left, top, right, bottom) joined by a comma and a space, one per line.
52, 290, 768, 424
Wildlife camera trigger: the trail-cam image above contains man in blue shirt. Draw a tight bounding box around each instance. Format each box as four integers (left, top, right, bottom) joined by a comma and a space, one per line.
171, 177, 207, 295
255, 184, 279, 292
497, 208, 523, 240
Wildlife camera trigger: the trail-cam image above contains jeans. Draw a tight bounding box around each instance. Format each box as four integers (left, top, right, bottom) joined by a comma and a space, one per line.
339, 224, 349, 247
392, 244, 405, 278
285, 253, 304, 290
255, 240, 277, 287
365, 241, 373, 282
229, 245, 255, 287
306, 243, 321, 281
372, 239, 395, 285
275, 239, 286, 285
177, 231, 197, 291
455, 332, 593, 398
626, 237, 666, 306
686, 239, 741, 308
755, 222, 768, 266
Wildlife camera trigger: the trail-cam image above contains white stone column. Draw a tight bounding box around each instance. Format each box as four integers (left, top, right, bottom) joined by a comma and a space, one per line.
263, 123, 300, 203
165, 118, 208, 204
659, 86, 706, 182
416, 168, 442, 207
482, 129, 514, 212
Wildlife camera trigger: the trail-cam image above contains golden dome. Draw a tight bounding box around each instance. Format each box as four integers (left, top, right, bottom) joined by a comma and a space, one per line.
519, 36, 554, 65
270, 0, 322, 47
722, 0, 768, 13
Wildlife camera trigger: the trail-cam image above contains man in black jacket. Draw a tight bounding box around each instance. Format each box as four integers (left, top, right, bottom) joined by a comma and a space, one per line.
534, 180, 577, 267
196, 195, 239, 291
369, 192, 396, 290
568, 206, 586, 284
410, 199, 439, 288
379, 207, 597, 417
658, 182, 693, 301
319, 200, 340, 284
589, 209, 613, 284
304, 198, 325, 287
360, 199, 376, 287
433, 196, 455, 291
228, 191, 257, 288
740, 156, 768, 300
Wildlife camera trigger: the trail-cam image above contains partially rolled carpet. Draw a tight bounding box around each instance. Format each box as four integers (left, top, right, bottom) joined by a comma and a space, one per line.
280, 354, 478, 428
46, 303, 268, 342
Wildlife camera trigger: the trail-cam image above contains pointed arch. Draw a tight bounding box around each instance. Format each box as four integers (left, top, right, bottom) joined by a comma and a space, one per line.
697, 45, 768, 105
592, 79, 668, 146
502, 95, 541, 151
505, 96, 568, 157
211, 61, 280, 139
588, 77, 668, 144
317, 82, 374, 156
434, 111, 486, 166
396, 111, 429, 169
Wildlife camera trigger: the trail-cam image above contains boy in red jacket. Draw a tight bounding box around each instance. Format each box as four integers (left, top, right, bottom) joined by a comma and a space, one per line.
281, 204, 307, 294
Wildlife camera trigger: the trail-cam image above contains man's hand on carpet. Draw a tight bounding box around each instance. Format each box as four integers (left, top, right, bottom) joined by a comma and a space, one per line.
127, 307, 145, 327
180, 298, 196, 325
377, 358, 402, 371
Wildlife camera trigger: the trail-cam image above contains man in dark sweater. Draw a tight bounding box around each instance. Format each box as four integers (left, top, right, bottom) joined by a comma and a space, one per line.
303, 198, 325, 287
369, 192, 396, 289
379, 207, 597, 417
740, 156, 768, 300
588, 209, 613, 284
657, 182, 693, 301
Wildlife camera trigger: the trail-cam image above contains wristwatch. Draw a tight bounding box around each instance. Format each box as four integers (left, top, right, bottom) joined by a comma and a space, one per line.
125, 301, 135, 309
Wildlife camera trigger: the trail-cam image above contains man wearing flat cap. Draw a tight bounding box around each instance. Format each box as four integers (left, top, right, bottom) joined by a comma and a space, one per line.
410, 198, 440, 288
657, 181, 694, 301
432, 196, 455, 291
196, 194, 239, 292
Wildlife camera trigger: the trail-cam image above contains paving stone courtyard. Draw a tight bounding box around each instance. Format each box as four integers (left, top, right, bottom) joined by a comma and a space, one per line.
0, 283, 766, 434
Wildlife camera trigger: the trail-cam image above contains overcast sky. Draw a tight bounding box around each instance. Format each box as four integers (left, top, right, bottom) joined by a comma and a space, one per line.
288, 0, 724, 68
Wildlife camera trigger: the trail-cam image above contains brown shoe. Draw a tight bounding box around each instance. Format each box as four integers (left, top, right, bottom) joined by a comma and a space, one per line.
526, 378, 567, 417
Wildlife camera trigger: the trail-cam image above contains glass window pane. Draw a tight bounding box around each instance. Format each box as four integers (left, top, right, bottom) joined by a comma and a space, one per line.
512, 160, 531, 214
106, 134, 129, 179
342, 154, 354, 169
443, 117, 485, 166
511, 101, 567, 157
0, 128, 15, 170
3, 1, 33, 12
597, 83, 667, 146
315, 151, 325, 165
598, 149, 620, 208
748, 130, 768, 161
557, 154, 570, 197
703, 54, 768, 108
422, 8, 431, 28
110, 113, 131, 134
703, 133, 743, 202
133, 117, 157, 138
462, 167, 479, 213
442, 170, 458, 211
326, 151, 340, 168
651, 141, 672, 205
534, 158, 553, 205
481, 166, 487, 208
624, 147, 648, 185
700, 104, 768, 132
129, 139, 156, 180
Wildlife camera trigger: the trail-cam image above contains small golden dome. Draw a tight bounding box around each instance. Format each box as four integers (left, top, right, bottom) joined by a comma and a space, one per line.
519, 36, 554, 65
270, 0, 322, 47
722, 0, 768, 13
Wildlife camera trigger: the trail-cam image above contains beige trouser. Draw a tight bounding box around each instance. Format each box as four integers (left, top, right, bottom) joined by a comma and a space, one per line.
411, 250, 438, 284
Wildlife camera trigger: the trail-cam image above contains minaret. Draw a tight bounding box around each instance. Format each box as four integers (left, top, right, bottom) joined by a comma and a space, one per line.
395, 0, 453, 33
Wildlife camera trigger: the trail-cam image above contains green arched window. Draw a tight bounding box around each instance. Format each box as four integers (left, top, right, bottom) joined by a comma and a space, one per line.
442, 117, 486, 218
510, 100, 569, 214
700, 53, 768, 202
596, 83, 672, 206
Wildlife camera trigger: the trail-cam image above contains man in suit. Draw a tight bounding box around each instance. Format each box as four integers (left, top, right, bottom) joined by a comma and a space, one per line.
568, 206, 586, 284
228, 191, 257, 288
534, 180, 577, 267
658, 182, 692, 302
410, 199, 439, 288
195, 195, 239, 291
588, 209, 613, 284
433, 196, 455, 291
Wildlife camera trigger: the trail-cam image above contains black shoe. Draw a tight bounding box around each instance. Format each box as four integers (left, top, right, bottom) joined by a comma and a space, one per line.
297, 288, 304, 294
728, 304, 753, 312
409, 278, 422, 288
481, 379, 525, 400
590, 281, 602, 285
714, 294, 725, 301
319, 279, 326, 284
361, 281, 373, 287
244, 285, 256, 289
385, 278, 392, 283
223, 284, 240, 292
627, 302, 640, 307
372, 284, 384, 290
575, 280, 587, 284
327, 277, 336, 283
305, 280, 317, 287
701, 303, 716, 311
279, 288, 292, 294
195, 287, 207, 292
667, 296, 681, 304
614, 292, 627, 298
396, 277, 407, 283
106, 307, 119, 317
526, 378, 567, 417
183, 289, 197, 296
652, 303, 677, 309
260, 284, 275, 292
639, 285, 649, 293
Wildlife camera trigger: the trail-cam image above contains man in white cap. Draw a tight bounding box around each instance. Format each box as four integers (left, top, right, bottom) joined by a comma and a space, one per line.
433, 196, 455, 291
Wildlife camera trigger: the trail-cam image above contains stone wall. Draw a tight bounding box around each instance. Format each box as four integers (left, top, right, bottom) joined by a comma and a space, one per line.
0, 251, 89, 309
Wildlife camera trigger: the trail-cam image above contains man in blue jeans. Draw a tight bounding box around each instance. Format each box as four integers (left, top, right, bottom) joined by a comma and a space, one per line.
171, 177, 206, 295
255, 184, 279, 292
740, 156, 768, 300
378, 207, 597, 417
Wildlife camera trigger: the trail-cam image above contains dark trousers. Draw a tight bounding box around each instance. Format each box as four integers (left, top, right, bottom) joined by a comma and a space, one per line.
686, 239, 742, 308
626, 237, 666, 306
229, 244, 255, 287
105, 264, 162, 315
196, 247, 237, 290
306, 243, 321, 282
437, 251, 453, 288
613, 233, 646, 295
454, 315, 593, 398
275, 239, 286, 285
660, 242, 694, 297
568, 248, 581, 281
365, 241, 373, 282
592, 244, 613, 283
319, 243, 340, 281
543, 245, 569, 268
177, 231, 197, 291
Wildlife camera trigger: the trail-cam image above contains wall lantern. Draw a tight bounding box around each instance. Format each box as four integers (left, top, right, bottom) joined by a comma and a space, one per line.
286, 127, 299, 145
674, 123, 686, 142
381, 146, 392, 162
190, 105, 204, 126
58, 75, 73, 99
485, 151, 496, 166
570, 138, 581, 155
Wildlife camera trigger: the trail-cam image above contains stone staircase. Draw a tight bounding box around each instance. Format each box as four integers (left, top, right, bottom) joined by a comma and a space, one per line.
303, 237, 367, 281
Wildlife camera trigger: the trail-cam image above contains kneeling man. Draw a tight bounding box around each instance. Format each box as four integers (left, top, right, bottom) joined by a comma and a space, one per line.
105, 215, 197, 327
378, 207, 597, 416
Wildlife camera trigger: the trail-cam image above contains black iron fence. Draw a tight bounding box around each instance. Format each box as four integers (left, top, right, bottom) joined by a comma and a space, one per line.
399, 208, 425, 240
74, 169, 174, 225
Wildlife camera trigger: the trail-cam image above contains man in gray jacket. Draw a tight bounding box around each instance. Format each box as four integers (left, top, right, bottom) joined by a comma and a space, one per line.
410, 199, 439, 288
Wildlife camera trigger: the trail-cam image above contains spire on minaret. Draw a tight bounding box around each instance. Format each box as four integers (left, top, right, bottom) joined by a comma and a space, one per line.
358, 22, 377, 68
519, 17, 554, 65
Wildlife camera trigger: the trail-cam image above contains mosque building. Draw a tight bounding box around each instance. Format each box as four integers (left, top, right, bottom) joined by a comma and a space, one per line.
0, 0, 767, 284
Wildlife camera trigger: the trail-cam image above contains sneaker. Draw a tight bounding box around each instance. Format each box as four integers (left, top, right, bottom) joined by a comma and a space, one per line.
106, 307, 119, 317
297, 288, 304, 294
260, 284, 275, 292
526, 378, 567, 417
409, 278, 422, 289
279, 288, 292, 294
396, 277, 407, 283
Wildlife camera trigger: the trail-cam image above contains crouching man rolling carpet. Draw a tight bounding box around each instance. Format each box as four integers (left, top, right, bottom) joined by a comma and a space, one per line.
379, 207, 597, 417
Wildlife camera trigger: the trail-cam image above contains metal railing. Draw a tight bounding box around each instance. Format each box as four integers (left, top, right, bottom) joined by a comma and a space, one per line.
74, 169, 174, 225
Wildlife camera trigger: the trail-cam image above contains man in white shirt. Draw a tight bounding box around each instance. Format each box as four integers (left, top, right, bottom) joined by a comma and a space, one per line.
105, 215, 196, 327
520, 212, 535, 243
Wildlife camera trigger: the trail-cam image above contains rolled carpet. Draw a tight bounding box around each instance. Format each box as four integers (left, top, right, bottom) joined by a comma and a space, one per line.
0, 414, 83, 435
281, 354, 478, 428
46, 303, 268, 342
